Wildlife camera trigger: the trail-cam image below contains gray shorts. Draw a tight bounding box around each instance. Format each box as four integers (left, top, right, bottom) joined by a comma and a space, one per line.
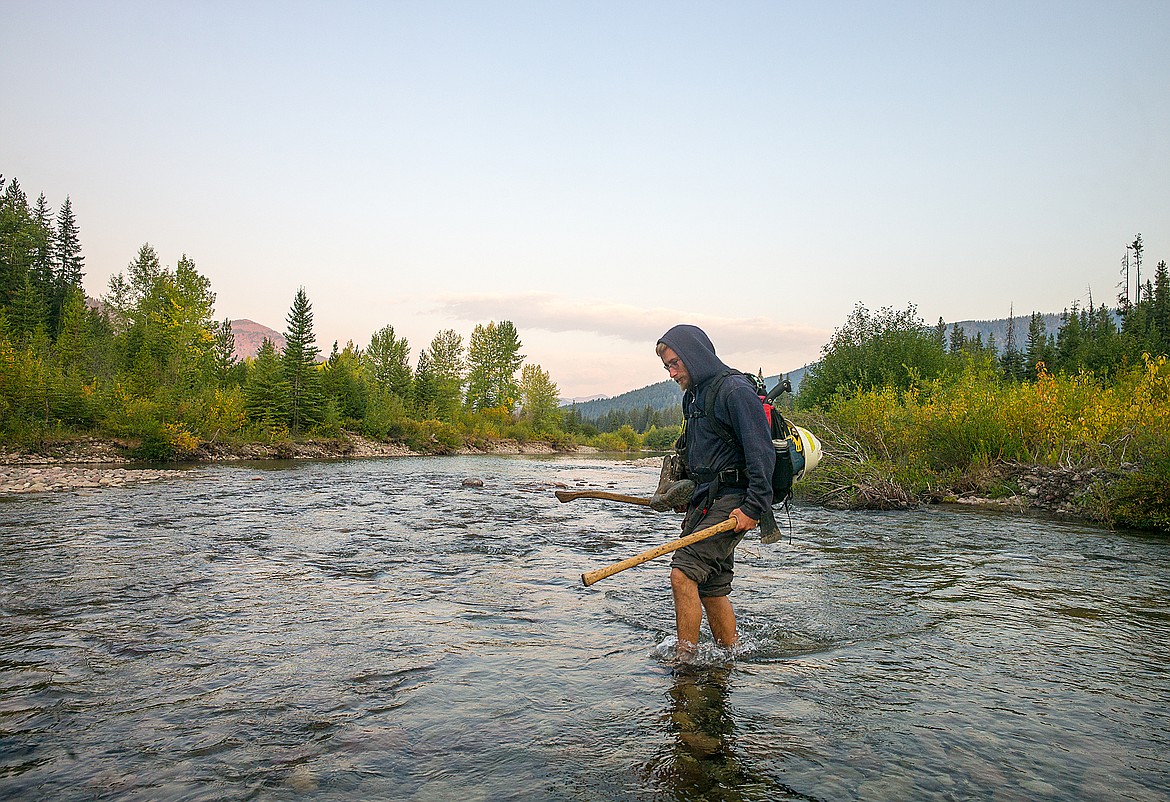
671, 492, 746, 598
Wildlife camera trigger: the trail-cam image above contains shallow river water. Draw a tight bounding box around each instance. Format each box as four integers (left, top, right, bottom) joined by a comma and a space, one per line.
2, 454, 1169, 801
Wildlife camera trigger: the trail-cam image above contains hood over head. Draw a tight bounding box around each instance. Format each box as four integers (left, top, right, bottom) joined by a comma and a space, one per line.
657, 324, 729, 390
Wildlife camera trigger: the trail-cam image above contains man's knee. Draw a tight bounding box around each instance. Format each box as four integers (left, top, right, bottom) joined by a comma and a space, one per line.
671, 566, 697, 595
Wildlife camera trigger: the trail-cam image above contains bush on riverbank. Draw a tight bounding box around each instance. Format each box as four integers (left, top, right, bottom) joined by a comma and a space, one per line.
794, 354, 1170, 531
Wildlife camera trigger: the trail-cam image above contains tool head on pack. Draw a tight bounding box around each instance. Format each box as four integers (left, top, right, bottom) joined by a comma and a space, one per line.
758, 505, 782, 544
648, 479, 695, 512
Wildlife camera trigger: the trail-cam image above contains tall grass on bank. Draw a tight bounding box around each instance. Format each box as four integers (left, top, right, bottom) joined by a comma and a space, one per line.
795, 354, 1170, 530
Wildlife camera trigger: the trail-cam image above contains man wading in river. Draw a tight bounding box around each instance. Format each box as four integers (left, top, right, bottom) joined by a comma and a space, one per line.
656, 325, 775, 656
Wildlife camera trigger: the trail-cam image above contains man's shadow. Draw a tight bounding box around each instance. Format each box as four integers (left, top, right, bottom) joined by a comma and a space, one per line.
640, 666, 820, 802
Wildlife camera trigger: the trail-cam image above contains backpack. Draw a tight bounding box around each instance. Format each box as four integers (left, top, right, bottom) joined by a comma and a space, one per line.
686, 369, 807, 506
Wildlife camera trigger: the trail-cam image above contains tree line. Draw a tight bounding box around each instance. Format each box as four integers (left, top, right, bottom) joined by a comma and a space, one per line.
791, 236, 1169, 531
0, 174, 568, 457
799, 235, 1169, 410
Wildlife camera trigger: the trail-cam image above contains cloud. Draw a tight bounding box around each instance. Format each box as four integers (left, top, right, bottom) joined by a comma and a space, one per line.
434, 292, 830, 360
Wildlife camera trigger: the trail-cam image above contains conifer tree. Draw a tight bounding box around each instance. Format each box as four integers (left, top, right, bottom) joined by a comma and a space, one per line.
9, 276, 47, 343
1055, 305, 1083, 371
0, 178, 31, 307
1000, 307, 1026, 380
30, 194, 55, 297
948, 323, 967, 354
51, 197, 84, 335
1025, 312, 1049, 378
245, 337, 289, 428
1131, 234, 1144, 305
1153, 260, 1170, 348
213, 318, 242, 387
282, 287, 324, 434
321, 340, 368, 422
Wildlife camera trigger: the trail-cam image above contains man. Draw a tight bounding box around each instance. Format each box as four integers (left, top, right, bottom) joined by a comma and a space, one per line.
656, 324, 775, 654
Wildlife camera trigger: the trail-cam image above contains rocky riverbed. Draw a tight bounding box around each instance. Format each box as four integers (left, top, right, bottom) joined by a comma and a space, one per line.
0, 465, 191, 494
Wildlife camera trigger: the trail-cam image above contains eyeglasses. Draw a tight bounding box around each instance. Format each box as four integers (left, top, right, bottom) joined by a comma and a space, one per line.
662, 357, 683, 372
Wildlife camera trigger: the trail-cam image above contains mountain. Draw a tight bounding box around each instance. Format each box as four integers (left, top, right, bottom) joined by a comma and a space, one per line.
942, 313, 1065, 348
564, 365, 811, 420
230, 319, 286, 361
561, 310, 1081, 422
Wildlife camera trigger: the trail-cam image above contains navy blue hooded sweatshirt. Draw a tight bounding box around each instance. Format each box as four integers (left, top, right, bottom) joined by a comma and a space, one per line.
657, 325, 775, 521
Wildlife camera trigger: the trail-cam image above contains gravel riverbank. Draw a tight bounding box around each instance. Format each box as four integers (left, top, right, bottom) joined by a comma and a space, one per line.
0, 435, 581, 495
0, 465, 190, 494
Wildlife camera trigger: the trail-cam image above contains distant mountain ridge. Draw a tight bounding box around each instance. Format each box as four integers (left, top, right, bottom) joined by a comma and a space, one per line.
230, 319, 285, 361
563, 312, 1076, 421
942, 313, 1065, 348
564, 366, 811, 419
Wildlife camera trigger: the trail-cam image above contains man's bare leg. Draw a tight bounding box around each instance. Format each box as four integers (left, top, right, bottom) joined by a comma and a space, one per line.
701, 595, 738, 647
671, 567, 702, 655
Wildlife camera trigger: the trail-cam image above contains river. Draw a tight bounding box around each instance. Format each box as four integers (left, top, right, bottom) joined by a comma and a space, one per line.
2, 455, 1168, 801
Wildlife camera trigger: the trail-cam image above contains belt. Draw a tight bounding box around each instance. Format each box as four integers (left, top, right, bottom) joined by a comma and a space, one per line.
691, 466, 749, 488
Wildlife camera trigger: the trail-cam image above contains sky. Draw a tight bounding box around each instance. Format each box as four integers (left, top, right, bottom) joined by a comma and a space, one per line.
3, 1, 1168, 399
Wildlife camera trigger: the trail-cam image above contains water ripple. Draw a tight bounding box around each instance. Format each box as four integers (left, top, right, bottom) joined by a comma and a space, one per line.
2, 455, 1169, 801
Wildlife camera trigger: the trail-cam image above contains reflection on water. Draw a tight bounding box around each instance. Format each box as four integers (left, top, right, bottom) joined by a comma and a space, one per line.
2, 455, 1169, 801
645, 667, 817, 802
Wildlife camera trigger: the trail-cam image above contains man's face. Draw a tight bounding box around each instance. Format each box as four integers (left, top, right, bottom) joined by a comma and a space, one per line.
660, 346, 691, 391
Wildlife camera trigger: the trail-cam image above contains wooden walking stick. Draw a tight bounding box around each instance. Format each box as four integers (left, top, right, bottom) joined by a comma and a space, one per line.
581, 516, 738, 587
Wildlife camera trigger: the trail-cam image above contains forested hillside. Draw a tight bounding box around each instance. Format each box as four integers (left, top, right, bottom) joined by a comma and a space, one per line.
0, 173, 572, 457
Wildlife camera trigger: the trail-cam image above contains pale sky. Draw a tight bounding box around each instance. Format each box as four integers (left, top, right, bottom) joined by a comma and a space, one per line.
3, 1, 1168, 399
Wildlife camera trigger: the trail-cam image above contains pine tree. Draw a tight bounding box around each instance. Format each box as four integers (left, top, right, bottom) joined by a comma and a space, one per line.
1119, 247, 1132, 311
1000, 307, 1026, 380
1131, 234, 1144, 305
104, 246, 217, 391
948, 323, 967, 354
9, 275, 47, 343
1055, 305, 1083, 371
0, 177, 31, 307
245, 337, 289, 429
213, 318, 241, 386
321, 340, 368, 423
1025, 312, 1049, 378
282, 287, 324, 434
51, 197, 84, 335
30, 194, 55, 297
1153, 260, 1170, 349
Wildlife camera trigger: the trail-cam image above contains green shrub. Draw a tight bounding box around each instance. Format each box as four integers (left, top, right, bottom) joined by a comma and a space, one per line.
361, 388, 410, 440
1109, 463, 1170, 532
403, 419, 463, 454
643, 424, 681, 451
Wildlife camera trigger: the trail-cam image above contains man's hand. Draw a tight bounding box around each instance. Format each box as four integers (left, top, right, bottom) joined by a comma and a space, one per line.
730, 508, 758, 533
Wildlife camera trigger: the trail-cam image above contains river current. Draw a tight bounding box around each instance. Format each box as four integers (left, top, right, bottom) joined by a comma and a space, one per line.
2, 454, 1169, 801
